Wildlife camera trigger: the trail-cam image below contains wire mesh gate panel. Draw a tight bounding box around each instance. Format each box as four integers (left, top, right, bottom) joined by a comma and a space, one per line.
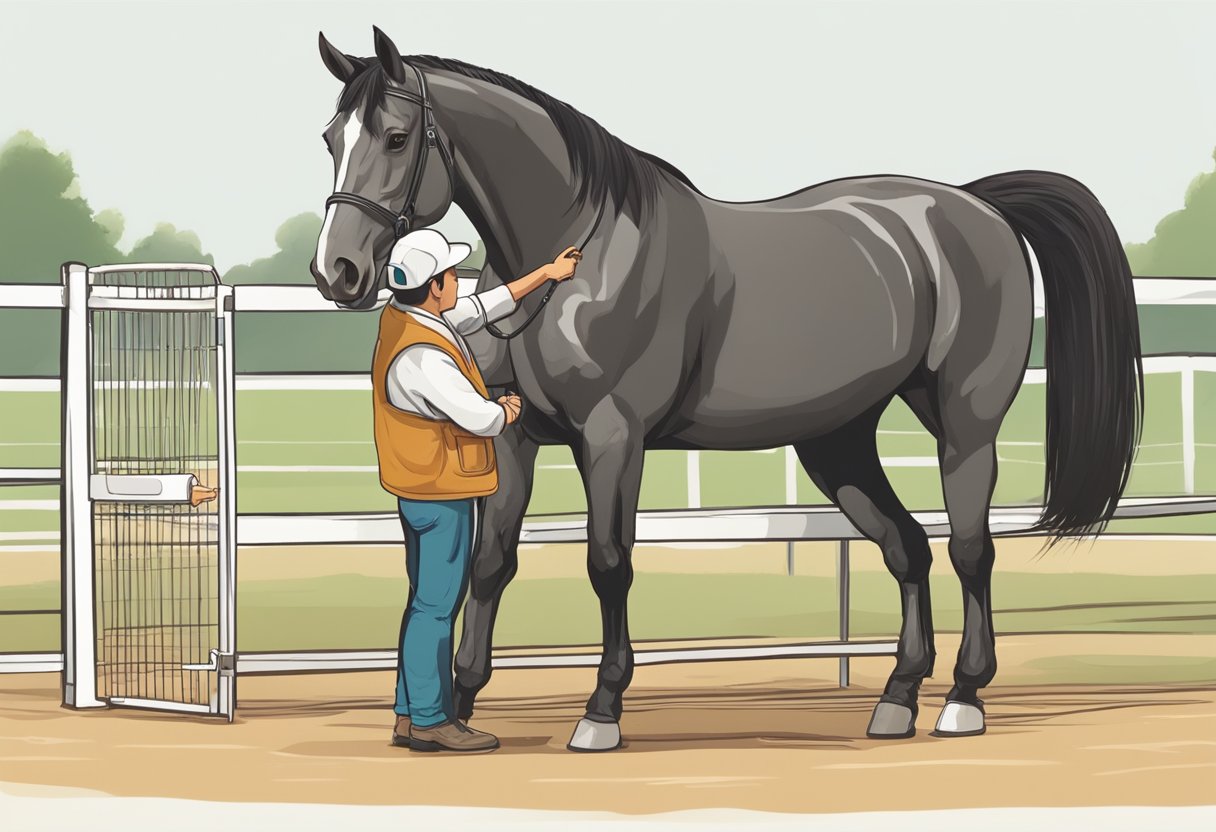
61, 263, 237, 719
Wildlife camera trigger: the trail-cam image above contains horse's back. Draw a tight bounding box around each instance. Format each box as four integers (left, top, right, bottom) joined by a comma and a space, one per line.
670, 176, 1030, 447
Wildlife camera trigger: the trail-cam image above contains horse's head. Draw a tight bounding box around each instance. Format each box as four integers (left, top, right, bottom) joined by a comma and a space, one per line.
311, 28, 455, 309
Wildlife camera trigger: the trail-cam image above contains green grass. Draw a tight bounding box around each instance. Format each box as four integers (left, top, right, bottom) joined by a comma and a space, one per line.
2, 371, 1215, 539
0, 613, 58, 653
4, 372, 1204, 511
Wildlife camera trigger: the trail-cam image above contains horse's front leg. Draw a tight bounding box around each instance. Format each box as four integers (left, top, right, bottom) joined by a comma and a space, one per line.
566, 399, 644, 752
452, 425, 538, 721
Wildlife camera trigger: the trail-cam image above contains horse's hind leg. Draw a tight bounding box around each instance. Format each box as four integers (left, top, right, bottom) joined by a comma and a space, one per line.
795, 407, 936, 739
931, 399, 1004, 737
927, 335, 1027, 736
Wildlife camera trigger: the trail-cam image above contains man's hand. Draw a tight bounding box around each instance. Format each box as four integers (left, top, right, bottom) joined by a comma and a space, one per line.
508, 246, 584, 302
546, 246, 582, 282
497, 394, 522, 425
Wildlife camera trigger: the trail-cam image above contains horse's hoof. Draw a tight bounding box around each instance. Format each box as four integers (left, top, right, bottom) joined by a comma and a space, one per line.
567, 717, 622, 752
866, 701, 916, 739
932, 700, 986, 737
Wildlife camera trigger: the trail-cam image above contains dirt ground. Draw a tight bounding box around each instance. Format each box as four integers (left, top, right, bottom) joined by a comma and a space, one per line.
1, 632, 1214, 815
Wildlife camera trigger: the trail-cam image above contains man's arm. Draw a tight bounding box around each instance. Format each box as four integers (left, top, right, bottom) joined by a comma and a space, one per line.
445, 284, 519, 336
388, 346, 512, 437
445, 247, 583, 336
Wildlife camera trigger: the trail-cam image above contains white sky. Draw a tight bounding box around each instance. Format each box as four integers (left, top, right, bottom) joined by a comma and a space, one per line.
2, 0, 1214, 273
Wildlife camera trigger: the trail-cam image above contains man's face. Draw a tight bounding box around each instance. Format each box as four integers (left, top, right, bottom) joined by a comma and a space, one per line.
436, 267, 460, 311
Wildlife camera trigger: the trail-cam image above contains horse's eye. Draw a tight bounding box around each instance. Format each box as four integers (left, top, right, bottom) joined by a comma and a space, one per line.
387, 134, 408, 152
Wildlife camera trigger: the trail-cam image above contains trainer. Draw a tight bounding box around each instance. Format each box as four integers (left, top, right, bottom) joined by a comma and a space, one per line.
374, 228, 580, 753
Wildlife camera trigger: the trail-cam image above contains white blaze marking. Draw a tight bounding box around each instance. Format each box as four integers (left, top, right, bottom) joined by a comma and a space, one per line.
316, 110, 365, 271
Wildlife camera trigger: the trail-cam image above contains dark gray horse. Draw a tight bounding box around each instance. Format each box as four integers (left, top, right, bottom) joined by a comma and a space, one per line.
311, 28, 1142, 751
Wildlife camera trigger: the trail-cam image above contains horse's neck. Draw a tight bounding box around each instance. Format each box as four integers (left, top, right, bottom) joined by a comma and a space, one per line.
431, 73, 593, 281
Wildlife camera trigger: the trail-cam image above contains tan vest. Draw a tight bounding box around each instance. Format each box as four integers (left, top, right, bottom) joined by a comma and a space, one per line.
372, 305, 499, 500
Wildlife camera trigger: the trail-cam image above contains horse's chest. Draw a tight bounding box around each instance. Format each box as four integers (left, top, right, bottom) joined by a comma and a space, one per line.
509, 293, 684, 426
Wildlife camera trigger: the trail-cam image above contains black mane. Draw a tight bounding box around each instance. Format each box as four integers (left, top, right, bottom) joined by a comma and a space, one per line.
336, 56, 699, 218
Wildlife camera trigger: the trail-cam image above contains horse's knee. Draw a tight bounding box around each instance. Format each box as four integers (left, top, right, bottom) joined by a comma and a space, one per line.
468, 547, 517, 599
469, 500, 526, 599
587, 541, 633, 602
948, 534, 994, 581
834, 486, 930, 581
880, 523, 933, 584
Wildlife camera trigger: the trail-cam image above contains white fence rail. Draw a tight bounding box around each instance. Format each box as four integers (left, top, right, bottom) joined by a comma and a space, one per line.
4, 354, 1215, 497
6, 495, 1216, 678
239, 496, 1216, 548
2, 276, 1215, 682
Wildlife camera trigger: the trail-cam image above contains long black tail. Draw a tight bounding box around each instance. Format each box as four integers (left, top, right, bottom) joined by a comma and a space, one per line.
964, 171, 1143, 540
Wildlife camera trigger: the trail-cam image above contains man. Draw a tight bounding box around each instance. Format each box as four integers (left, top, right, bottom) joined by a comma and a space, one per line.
373, 227, 581, 753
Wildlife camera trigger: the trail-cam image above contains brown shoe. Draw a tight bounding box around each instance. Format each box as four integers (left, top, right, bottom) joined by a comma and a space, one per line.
391, 715, 411, 748
409, 720, 499, 753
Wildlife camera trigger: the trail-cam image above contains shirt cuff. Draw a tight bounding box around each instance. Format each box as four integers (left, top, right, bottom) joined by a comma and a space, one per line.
482, 404, 507, 437
477, 284, 519, 323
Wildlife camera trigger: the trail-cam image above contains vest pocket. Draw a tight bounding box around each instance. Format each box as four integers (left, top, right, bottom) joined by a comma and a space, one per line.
444, 424, 495, 475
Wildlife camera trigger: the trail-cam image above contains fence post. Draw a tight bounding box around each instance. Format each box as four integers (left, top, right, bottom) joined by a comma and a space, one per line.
837, 539, 850, 688
61, 262, 103, 709
785, 446, 798, 576
686, 450, 701, 509
1181, 364, 1195, 495
215, 286, 238, 721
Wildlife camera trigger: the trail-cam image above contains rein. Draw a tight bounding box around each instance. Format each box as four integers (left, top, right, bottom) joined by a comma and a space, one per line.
485, 198, 607, 341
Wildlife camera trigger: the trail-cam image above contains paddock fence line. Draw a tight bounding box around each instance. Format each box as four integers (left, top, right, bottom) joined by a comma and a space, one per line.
2, 275, 1215, 685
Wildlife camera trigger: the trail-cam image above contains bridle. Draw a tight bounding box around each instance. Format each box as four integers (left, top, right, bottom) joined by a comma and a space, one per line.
325, 61, 453, 241
324, 58, 606, 340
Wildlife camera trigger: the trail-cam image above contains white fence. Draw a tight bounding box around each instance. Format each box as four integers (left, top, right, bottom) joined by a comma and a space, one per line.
1, 274, 1215, 683
3, 277, 1214, 501
4, 352, 1213, 503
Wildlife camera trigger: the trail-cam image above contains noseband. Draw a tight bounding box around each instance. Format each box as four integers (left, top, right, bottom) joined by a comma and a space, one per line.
325, 61, 454, 241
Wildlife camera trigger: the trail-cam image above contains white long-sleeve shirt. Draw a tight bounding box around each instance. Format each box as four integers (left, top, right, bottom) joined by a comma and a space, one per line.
385, 284, 518, 437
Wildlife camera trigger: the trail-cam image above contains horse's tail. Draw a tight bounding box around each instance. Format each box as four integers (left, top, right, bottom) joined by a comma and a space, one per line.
964, 171, 1143, 541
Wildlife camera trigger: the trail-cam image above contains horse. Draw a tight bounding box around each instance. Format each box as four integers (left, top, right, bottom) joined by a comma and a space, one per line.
310, 27, 1143, 751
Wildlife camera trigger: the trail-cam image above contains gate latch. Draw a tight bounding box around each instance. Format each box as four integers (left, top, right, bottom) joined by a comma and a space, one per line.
182, 649, 236, 677
90, 473, 218, 506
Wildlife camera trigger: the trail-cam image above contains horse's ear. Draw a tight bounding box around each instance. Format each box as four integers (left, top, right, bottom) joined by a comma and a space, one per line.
372, 26, 408, 84
318, 32, 366, 83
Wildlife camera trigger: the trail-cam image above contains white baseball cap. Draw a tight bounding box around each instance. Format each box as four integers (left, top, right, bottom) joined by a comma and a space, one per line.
385, 228, 472, 290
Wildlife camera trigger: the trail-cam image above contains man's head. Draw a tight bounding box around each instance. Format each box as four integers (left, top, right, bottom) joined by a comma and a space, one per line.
385, 228, 471, 311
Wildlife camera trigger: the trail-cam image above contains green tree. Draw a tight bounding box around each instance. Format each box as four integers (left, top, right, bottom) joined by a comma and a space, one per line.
0, 131, 121, 283
124, 223, 213, 265
224, 213, 321, 284
96, 209, 125, 248
1125, 147, 1216, 277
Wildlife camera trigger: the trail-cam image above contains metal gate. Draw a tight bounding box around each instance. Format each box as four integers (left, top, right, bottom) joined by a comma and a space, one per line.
61, 262, 237, 719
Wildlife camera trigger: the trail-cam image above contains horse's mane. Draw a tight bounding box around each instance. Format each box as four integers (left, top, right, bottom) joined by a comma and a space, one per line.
336, 56, 700, 218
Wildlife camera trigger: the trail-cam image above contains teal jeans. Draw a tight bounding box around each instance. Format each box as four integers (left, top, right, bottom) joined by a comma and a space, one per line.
394, 497, 476, 728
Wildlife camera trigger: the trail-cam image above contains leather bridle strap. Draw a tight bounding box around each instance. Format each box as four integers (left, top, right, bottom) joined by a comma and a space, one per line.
324, 61, 452, 241
389, 64, 436, 236
324, 191, 409, 239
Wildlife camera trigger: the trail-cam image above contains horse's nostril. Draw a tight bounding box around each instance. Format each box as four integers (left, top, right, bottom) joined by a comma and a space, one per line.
337, 258, 361, 295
